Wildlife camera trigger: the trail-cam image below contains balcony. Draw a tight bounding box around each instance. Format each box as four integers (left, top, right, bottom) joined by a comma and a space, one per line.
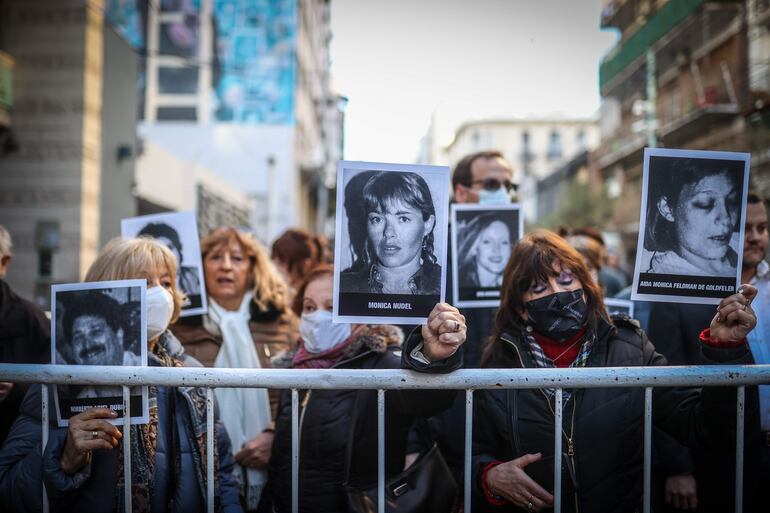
600, 0, 742, 97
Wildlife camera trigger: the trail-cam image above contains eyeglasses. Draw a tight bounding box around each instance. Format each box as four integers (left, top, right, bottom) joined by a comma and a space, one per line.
471, 178, 516, 192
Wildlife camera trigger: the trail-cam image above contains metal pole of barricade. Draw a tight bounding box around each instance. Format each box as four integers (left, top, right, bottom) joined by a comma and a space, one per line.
643, 387, 653, 513
465, 389, 474, 513
554, 388, 563, 513
207, 388, 215, 513
735, 385, 745, 513
291, 389, 299, 513
41, 385, 49, 513
123, 386, 132, 513
377, 389, 385, 513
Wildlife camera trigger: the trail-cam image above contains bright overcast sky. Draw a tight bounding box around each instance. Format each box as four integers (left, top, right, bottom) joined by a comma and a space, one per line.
330, 0, 618, 162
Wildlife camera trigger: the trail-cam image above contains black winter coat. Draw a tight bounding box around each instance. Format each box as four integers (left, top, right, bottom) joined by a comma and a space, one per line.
261, 327, 462, 513
472, 316, 754, 513
0, 278, 50, 446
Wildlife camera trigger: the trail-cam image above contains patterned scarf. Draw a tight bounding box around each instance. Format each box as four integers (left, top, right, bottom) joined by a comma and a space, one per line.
115, 342, 222, 513
524, 325, 595, 404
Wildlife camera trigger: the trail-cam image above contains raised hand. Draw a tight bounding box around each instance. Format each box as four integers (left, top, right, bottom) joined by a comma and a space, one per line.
420, 303, 466, 362
710, 285, 757, 342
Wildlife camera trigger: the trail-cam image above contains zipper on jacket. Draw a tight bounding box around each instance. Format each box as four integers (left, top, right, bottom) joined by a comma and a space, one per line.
501, 333, 581, 512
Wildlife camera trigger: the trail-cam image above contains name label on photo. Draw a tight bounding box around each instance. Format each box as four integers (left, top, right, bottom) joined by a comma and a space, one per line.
637, 272, 736, 298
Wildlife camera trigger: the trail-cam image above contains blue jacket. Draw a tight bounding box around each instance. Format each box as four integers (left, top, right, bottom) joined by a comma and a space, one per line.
0, 332, 243, 513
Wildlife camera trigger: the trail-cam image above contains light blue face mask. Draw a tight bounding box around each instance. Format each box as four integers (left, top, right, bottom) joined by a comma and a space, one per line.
478, 187, 511, 205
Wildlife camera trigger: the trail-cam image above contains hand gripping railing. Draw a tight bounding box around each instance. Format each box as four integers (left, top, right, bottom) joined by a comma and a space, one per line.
2, 363, 770, 513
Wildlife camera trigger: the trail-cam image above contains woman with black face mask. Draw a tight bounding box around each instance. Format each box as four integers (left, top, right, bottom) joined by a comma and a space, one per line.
472, 230, 759, 513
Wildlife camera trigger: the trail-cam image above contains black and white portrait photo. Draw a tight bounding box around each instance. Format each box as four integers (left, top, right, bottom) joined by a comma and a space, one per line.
632, 148, 750, 304
333, 161, 449, 323
450, 204, 522, 308
122, 211, 207, 316
52, 280, 149, 426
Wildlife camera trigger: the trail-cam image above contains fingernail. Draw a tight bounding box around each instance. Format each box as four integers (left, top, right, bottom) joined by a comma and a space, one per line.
110, 411, 118, 417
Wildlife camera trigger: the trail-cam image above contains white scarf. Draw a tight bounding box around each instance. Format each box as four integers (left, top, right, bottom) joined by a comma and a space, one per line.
210, 293, 271, 509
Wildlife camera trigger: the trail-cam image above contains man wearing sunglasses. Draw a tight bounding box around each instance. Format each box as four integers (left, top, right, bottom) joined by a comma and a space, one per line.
452, 150, 516, 205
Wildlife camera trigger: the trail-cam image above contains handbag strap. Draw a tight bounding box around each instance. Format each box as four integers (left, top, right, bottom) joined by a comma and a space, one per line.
343, 392, 437, 486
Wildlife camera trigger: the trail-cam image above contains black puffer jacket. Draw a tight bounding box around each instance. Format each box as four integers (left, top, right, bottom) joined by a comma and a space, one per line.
472, 316, 755, 513
262, 325, 462, 513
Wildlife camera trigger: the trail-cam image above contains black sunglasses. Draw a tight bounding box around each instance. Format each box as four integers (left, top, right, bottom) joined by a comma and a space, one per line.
471, 178, 516, 192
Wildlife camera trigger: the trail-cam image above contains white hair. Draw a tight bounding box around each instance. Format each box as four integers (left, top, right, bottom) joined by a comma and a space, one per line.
0, 225, 12, 257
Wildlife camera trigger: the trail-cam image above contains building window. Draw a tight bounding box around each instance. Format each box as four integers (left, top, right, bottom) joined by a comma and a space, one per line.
156, 106, 198, 121
520, 131, 533, 162
576, 130, 586, 151
547, 130, 562, 160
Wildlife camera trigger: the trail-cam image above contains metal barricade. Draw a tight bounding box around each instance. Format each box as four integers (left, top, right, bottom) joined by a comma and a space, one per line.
1, 363, 769, 513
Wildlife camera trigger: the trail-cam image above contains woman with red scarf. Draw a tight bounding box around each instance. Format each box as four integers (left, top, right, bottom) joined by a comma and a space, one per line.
260, 264, 466, 513
473, 230, 758, 513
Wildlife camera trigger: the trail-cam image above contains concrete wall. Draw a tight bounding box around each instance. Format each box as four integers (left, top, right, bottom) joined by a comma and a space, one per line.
99, 25, 137, 247
0, 0, 104, 307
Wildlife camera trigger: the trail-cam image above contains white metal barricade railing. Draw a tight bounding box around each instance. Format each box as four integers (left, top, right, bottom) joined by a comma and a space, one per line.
2, 363, 770, 513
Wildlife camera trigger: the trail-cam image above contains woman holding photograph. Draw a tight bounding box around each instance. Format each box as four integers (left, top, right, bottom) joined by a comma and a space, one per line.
340, 171, 442, 295
172, 226, 298, 511
0, 237, 242, 512
643, 159, 742, 276
458, 213, 514, 288
261, 264, 465, 513
472, 230, 757, 512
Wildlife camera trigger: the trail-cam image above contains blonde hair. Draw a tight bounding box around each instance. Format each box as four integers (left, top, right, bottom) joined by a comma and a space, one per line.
201, 227, 289, 313
85, 237, 184, 323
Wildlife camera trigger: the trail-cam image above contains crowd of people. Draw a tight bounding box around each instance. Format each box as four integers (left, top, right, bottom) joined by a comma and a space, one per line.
0, 149, 767, 513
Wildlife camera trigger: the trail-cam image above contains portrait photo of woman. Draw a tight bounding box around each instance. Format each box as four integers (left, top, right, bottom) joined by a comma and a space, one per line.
634, 148, 750, 304
334, 162, 449, 323
642, 156, 743, 276
451, 204, 522, 308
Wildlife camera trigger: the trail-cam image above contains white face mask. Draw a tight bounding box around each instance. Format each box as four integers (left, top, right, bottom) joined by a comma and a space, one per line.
300, 309, 351, 354
478, 186, 512, 205
146, 286, 174, 340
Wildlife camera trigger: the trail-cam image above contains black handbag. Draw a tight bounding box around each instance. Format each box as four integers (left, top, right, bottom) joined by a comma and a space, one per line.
343, 391, 459, 513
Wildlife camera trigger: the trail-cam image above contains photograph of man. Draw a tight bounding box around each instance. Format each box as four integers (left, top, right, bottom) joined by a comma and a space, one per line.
339, 171, 441, 295
642, 156, 743, 277
457, 212, 514, 289
137, 222, 202, 309
56, 289, 141, 399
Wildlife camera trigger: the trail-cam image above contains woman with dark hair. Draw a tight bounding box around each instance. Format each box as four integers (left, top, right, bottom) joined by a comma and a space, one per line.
472, 230, 758, 512
643, 158, 742, 276
271, 228, 329, 298
458, 213, 514, 288
340, 171, 441, 294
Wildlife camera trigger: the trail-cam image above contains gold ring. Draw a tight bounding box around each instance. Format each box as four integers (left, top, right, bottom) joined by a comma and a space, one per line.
91, 431, 99, 440
454, 320, 461, 332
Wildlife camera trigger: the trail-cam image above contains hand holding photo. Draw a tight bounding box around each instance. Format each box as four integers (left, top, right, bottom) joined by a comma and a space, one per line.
334, 161, 449, 323
632, 148, 750, 304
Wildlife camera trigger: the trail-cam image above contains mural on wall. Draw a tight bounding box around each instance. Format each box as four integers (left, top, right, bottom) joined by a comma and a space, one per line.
105, 0, 297, 124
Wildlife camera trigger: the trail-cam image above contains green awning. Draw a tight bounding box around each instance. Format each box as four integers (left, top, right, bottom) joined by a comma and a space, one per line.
600, 0, 703, 92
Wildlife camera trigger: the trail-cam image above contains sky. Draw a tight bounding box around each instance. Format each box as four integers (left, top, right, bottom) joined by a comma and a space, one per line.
329, 0, 619, 163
